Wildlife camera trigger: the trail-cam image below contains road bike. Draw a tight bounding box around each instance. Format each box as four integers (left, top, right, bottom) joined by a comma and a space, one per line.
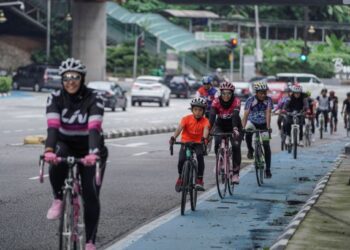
210, 132, 236, 199
319, 112, 325, 139
329, 111, 337, 135
39, 156, 102, 250
287, 111, 304, 159
170, 142, 203, 216
280, 114, 287, 151
304, 114, 313, 147
347, 113, 350, 137
245, 128, 270, 186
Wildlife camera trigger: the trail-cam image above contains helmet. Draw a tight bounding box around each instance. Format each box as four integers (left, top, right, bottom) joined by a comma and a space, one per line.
321, 88, 328, 93
254, 81, 268, 91
347, 92, 350, 97
190, 97, 207, 109
219, 81, 235, 91
291, 84, 303, 93
306, 90, 311, 97
202, 76, 212, 85
59, 58, 87, 76
216, 68, 222, 73
329, 90, 335, 96
284, 87, 291, 93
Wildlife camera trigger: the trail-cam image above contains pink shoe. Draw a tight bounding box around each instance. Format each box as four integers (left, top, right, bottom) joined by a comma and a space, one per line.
85, 241, 96, 250
47, 199, 63, 220
231, 174, 240, 184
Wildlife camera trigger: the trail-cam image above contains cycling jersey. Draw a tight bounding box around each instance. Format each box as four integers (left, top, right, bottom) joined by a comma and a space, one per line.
245, 96, 273, 125
274, 96, 290, 111
180, 114, 210, 143
196, 86, 217, 109
283, 94, 308, 113
329, 96, 338, 112
306, 97, 316, 114
316, 95, 330, 111
45, 87, 105, 155
210, 96, 241, 130
343, 99, 350, 113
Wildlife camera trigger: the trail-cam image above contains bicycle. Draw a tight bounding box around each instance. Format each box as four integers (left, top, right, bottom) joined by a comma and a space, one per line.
210, 132, 236, 199
319, 112, 325, 139
279, 114, 287, 151
39, 156, 102, 250
170, 142, 203, 216
286, 111, 304, 159
329, 111, 336, 135
304, 114, 313, 147
245, 128, 270, 186
347, 113, 350, 137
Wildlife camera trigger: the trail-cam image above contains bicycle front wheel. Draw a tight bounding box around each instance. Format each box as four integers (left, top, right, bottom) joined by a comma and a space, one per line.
180, 161, 190, 216
293, 128, 298, 159
216, 149, 227, 199
59, 190, 74, 250
189, 162, 197, 211
320, 122, 323, 139
255, 146, 264, 186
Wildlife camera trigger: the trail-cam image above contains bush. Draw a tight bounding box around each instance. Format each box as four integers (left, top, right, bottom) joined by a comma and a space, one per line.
0, 77, 12, 93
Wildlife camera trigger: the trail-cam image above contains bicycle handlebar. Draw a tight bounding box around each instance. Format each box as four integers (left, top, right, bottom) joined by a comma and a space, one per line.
209, 132, 234, 136
169, 141, 204, 156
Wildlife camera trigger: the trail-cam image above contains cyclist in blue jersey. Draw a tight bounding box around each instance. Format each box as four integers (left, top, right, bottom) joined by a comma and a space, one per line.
196, 76, 218, 118
242, 81, 273, 178
273, 87, 291, 134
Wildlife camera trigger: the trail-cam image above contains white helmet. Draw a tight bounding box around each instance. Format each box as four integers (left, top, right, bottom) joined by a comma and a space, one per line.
59, 58, 87, 76
190, 97, 207, 109
291, 84, 303, 93
254, 81, 269, 91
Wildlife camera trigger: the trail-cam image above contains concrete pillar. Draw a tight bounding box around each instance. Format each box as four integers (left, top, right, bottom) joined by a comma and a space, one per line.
72, 1, 106, 82
294, 26, 298, 40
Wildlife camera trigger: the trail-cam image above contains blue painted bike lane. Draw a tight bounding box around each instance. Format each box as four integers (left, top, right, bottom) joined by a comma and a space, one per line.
107, 140, 346, 250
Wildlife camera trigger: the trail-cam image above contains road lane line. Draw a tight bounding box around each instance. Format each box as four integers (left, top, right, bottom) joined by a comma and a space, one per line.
133, 152, 149, 156
106, 164, 254, 250
15, 130, 23, 132
29, 174, 49, 180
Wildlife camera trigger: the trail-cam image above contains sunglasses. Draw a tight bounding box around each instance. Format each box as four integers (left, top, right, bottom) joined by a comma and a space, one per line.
63, 74, 81, 82
221, 91, 232, 97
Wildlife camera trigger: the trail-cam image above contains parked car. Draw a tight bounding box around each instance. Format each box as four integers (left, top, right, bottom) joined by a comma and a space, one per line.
131, 76, 171, 107
267, 82, 288, 104
232, 81, 253, 101
249, 75, 276, 83
276, 73, 325, 93
166, 75, 191, 98
87, 81, 127, 112
12, 64, 61, 92
164, 73, 200, 92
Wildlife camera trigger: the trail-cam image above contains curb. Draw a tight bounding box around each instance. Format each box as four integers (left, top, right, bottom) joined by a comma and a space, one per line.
0, 92, 11, 97
23, 125, 178, 145
270, 153, 347, 250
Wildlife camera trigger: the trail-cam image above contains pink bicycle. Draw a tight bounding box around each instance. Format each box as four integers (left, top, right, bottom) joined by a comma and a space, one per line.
39, 156, 102, 250
211, 132, 236, 199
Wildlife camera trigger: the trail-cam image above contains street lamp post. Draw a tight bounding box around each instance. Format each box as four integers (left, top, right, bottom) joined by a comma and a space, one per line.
46, 0, 51, 62
0, 1, 25, 10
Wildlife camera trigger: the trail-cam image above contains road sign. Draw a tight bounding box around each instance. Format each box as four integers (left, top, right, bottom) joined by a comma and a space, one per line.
195, 32, 238, 42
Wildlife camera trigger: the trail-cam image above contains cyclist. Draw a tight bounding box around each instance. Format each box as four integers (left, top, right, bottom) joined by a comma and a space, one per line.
341, 92, 350, 129
329, 90, 339, 132
43, 58, 108, 250
169, 97, 210, 192
305, 90, 316, 141
273, 87, 291, 134
209, 81, 242, 184
196, 76, 218, 118
316, 88, 330, 132
242, 81, 273, 178
282, 84, 309, 147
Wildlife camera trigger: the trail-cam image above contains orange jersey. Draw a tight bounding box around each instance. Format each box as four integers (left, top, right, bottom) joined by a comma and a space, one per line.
180, 114, 210, 143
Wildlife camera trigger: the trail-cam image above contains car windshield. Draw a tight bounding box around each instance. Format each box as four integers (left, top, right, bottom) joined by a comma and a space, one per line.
276, 76, 294, 83
171, 76, 184, 83
88, 82, 113, 91
136, 79, 161, 84
268, 83, 286, 90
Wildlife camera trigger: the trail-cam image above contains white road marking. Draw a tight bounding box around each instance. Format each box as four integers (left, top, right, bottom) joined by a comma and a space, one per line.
3, 130, 11, 133
15, 114, 44, 119
15, 130, 23, 132
149, 120, 164, 124
108, 142, 149, 148
106, 164, 254, 250
133, 152, 149, 156
29, 174, 49, 180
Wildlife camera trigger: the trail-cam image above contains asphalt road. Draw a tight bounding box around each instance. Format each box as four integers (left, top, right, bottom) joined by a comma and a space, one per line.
0, 85, 348, 250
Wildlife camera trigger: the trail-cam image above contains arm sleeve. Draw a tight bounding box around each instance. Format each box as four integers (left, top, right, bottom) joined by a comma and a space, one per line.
88, 94, 105, 154
303, 98, 309, 111
283, 99, 290, 112
45, 94, 60, 150
209, 107, 217, 128
232, 110, 243, 131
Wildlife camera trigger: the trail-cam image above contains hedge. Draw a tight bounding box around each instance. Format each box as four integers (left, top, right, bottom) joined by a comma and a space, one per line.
0, 77, 12, 93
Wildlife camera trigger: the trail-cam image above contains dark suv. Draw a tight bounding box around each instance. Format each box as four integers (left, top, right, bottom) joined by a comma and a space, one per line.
12, 64, 61, 92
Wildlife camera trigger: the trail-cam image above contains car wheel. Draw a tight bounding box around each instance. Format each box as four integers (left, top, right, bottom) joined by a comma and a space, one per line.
33, 83, 41, 92
159, 98, 165, 107
166, 99, 170, 107
111, 106, 116, 112
176, 94, 180, 98
138, 101, 142, 106
131, 101, 136, 106
13, 82, 19, 90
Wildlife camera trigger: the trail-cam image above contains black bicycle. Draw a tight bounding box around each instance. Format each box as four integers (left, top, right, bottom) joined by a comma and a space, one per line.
287, 111, 304, 159
170, 142, 203, 216
39, 156, 102, 250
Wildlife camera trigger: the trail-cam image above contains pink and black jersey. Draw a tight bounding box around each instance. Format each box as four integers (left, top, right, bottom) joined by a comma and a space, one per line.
45, 88, 105, 154
209, 97, 242, 131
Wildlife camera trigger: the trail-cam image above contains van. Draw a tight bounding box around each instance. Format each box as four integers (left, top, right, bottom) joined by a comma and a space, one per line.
276, 73, 325, 93
12, 64, 61, 92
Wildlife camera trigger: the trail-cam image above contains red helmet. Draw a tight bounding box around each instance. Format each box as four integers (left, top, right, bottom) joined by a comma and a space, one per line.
330, 90, 335, 96
219, 81, 235, 92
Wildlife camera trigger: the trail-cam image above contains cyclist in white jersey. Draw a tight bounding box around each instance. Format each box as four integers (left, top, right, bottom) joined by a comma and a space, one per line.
316, 88, 330, 132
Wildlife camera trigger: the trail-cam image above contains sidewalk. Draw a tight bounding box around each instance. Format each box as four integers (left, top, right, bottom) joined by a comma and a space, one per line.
285, 156, 350, 250
105, 140, 346, 250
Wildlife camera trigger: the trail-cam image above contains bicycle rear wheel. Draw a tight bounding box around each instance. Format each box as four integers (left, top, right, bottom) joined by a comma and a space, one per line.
320, 122, 323, 139
216, 149, 227, 199
281, 133, 285, 151
59, 190, 74, 250
189, 162, 197, 211
180, 161, 190, 216
330, 118, 334, 135
293, 128, 298, 159
227, 156, 234, 196
255, 145, 264, 186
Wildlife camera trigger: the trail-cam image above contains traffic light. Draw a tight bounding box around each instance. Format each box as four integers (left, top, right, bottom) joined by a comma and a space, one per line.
226, 38, 238, 50
300, 46, 310, 62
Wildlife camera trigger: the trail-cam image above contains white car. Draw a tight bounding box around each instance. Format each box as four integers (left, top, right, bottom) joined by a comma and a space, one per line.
276, 73, 325, 94
131, 76, 171, 107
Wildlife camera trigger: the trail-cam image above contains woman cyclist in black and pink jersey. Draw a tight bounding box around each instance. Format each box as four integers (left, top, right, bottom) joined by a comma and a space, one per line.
209, 81, 243, 184
43, 58, 108, 250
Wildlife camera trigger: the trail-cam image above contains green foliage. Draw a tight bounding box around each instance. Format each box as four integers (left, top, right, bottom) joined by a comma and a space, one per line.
107, 42, 164, 77
0, 77, 12, 93
195, 48, 240, 70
